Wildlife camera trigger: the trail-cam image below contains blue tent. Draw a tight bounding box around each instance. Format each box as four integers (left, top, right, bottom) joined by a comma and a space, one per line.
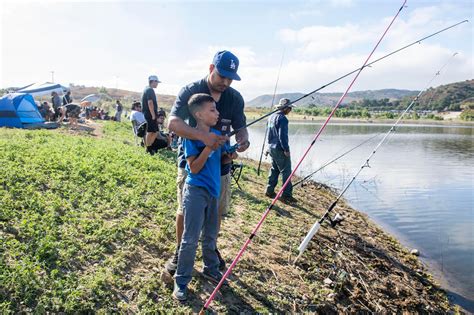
0, 93, 45, 128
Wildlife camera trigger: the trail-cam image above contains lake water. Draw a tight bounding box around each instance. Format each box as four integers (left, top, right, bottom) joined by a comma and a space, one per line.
240, 121, 473, 310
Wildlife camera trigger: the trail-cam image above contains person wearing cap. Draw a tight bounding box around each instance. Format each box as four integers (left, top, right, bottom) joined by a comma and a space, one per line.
265, 98, 297, 204
166, 50, 250, 275
141, 75, 161, 154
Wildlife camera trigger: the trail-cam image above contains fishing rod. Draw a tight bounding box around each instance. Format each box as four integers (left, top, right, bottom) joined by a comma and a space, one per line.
294, 52, 459, 262
425, 53, 458, 109
229, 19, 468, 138
257, 49, 286, 176
200, 1, 407, 312
293, 133, 381, 187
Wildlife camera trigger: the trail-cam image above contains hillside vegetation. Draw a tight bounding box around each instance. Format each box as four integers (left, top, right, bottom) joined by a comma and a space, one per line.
246, 80, 474, 121
68, 84, 176, 113
0, 122, 455, 313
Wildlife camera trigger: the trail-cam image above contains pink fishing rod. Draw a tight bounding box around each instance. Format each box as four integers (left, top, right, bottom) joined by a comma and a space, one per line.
200, 1, 407, 312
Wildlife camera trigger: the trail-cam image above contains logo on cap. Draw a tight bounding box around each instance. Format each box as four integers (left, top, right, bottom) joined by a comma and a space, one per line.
212, 50, 241, 81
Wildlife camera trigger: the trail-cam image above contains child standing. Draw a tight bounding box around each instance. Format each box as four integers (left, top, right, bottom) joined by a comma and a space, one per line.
173, 93, 236, 301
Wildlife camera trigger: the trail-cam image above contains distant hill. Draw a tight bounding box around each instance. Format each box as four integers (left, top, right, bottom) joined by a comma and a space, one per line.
414, 79, 474, 111
346, 79, 474, 112
69, 84, 176, 109
246, 89, 419, 108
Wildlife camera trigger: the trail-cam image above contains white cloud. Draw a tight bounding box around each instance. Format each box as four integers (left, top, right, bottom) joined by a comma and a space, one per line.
279, 24, 374, 56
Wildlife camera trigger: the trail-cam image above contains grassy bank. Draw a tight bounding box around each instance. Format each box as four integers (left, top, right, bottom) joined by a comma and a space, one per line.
0, 122, 455, 313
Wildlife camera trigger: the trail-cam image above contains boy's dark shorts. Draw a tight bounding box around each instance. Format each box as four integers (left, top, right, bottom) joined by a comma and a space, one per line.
145, 116, 159, 132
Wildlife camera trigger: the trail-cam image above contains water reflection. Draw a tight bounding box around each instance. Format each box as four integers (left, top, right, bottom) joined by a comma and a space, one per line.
241, 122, 474, 304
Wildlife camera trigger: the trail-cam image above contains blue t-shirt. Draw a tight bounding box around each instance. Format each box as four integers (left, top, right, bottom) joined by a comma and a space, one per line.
170, 77, 246, 174
184, 129, 229, 198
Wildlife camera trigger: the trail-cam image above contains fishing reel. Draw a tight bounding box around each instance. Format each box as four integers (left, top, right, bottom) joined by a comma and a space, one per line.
326, 213, 344, 228
226, 143, 240, 154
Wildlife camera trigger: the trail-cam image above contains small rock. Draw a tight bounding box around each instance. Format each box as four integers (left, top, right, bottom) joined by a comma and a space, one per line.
410, 249, 420, 256
160, 270, 173, 285
323, 278, 333, 285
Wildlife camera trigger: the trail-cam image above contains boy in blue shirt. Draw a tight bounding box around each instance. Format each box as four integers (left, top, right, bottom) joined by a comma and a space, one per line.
173, 93, 237, 301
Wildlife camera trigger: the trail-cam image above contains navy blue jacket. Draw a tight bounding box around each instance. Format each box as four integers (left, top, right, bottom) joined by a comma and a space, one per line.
170, 77, 246, 175
267, 112, 289, 152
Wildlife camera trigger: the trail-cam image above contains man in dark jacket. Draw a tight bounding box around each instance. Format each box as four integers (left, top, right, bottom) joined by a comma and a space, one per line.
265, 98, 297, 203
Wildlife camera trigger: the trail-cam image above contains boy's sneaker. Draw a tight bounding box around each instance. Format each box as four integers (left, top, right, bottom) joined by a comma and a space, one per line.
202, 270, 228, 286
165, 249, 179, 275
172, 282, 187, 301
215, 248, 226, 271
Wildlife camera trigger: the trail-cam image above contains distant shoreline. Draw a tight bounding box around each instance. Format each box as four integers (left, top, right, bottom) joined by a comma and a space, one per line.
244, 113, 474, 127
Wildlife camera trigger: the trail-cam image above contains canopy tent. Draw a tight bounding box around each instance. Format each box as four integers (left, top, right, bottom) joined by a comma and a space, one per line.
16, 82, 68, 97
0, 93, 45, 128
81, 94, 100, 103
80, 94, 101, 107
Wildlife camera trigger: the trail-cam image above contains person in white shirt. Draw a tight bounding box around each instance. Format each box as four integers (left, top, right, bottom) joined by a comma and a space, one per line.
130, 101, 146, 125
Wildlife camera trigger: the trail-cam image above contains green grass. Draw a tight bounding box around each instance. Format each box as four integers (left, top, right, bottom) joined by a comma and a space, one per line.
0, 123, 180, 313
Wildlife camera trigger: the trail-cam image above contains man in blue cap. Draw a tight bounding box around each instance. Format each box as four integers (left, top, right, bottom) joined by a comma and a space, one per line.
166, 50, 250, 279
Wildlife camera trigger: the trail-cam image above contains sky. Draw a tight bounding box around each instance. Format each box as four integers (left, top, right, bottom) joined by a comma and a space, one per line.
1, 0, 473, 101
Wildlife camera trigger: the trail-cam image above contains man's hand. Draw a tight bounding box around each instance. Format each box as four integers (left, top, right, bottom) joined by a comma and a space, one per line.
284, 151, 291, 157
235, 128, 250, 153
236, 139, 250, 152
203, 132, 228, 151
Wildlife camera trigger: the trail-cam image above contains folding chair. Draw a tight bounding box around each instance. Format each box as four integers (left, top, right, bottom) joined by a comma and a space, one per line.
230, 161, 244, 190
132, 120, 147, 146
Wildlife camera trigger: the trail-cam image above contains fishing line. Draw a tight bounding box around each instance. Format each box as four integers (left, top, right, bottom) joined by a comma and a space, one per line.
229, 19, 468, 137
294, 133, 381, 187
295, 52, 459, 261
257, 49, 286, 176
200, 1, 407, 311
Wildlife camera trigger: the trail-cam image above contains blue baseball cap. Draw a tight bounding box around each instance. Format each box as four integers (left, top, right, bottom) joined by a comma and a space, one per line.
212, 50, 241, 81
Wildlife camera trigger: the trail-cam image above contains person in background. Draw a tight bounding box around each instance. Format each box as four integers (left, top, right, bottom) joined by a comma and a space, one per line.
166, 50, 250, 276
156, 109, 172, 149
130, 101, 146, 126
39, 101, 53, 121
58, 103, 81, 129
265, 98, 297, 204
114, 100, 123, 122
62, 90, 72, 105
51, 91, 62, 121
141, 75, 161, 155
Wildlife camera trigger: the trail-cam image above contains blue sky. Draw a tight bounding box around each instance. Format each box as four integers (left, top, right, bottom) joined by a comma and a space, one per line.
1, 0, 472, 101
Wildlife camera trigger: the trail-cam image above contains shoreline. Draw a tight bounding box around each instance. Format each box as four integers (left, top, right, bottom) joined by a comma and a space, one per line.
230, 156, 459, 313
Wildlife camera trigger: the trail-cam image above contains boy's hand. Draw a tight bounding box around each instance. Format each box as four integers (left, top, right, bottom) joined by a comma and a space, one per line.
203, 132, 228, 150
221, 152, 238, 164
